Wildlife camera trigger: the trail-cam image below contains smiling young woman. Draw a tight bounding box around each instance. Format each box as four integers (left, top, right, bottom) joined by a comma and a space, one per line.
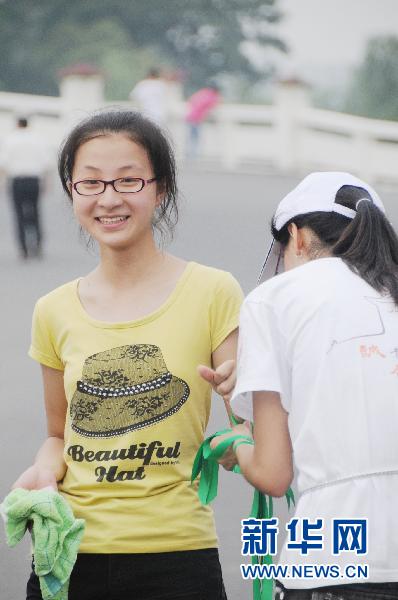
12, 110, 243, 600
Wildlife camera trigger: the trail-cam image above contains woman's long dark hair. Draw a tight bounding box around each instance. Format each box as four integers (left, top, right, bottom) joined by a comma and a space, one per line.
272, 185, 398, 305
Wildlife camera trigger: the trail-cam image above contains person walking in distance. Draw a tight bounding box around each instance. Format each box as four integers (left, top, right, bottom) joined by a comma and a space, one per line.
0, 117, 51, 259
185, 83, 221, 159
129, 68, 168, 126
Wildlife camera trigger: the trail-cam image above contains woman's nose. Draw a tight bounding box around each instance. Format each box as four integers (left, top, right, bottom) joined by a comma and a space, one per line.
97, 184, 123, 207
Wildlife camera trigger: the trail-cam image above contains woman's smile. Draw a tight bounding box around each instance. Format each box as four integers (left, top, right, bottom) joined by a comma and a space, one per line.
95, 215, 131, 229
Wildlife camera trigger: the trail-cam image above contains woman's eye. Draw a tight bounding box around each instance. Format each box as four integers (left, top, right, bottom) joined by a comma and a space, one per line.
83, 180, 100, 186
116, 178, 142, 191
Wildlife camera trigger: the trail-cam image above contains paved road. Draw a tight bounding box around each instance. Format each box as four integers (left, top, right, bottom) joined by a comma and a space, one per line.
1, 167, 397, 599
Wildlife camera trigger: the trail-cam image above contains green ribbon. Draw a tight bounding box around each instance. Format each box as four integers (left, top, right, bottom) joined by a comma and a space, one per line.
191, 421, 295, 600
230, 413, 242, 426
191, 429, 250, 504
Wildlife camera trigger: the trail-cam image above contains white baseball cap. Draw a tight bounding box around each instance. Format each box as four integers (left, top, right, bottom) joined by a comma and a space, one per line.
258, 172, 385, 283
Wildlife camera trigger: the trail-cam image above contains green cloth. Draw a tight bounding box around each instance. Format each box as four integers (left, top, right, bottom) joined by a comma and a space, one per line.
191, 427, 295, 600
1, 488, 85, 600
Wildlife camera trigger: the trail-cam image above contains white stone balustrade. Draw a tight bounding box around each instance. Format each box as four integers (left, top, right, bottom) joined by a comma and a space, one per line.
0, 72, 397, 183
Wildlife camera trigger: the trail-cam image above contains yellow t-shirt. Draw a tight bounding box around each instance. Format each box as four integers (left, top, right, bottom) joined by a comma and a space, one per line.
29, 262, 243, 553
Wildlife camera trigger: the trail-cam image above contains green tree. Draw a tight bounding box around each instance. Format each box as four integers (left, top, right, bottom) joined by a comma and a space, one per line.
345, 35, 398, 121
0, 0, 285, 98
43, 19, 165, 100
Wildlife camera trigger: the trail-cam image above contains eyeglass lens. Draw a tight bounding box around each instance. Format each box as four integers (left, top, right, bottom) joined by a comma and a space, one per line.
75, 178, 144, 195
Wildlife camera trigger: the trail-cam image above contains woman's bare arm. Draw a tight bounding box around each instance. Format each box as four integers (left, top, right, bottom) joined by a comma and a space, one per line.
12, 365, 67, 489
234, 391, 293, 497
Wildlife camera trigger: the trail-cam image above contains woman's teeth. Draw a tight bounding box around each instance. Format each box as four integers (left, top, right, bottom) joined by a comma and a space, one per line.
97, 216, 128, 224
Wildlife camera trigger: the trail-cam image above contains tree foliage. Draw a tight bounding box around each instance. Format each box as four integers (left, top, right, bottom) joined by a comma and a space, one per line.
0, 0, 285, 98
345, 35, 398, 121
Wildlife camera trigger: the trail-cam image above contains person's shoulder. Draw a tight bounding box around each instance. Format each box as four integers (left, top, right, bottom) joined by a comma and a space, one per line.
190, 262, 241, 290
187, 262, 243, 304
245, 267, 296, 304
246, 258, 350, 308
35, 279, 79, 311
1, 130, 19, 147
7, 128, 46, 148
290, 257, 353, 293
243, 260, 319, 307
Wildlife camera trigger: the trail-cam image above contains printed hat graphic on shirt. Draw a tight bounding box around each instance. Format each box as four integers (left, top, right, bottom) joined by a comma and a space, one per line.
70, 344, 190, 438
258, 171, 385, 284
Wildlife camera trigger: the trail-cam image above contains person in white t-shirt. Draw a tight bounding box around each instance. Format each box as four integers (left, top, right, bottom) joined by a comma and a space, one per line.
0, 117, 51, 259
211, 172, 398, 599
129, 69, 168, 126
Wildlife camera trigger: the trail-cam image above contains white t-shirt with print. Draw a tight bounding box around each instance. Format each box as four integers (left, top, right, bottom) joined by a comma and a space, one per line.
231, 257, 398, 588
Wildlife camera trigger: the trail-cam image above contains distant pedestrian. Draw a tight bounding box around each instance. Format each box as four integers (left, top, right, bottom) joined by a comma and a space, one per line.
185, 84, 221, 159
129, 68, 168, 126
0, 117, 50, 259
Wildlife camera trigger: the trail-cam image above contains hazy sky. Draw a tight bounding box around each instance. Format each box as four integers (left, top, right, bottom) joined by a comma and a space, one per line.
276, 0, 398, 79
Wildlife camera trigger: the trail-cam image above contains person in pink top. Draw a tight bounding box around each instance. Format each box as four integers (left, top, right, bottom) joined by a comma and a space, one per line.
186, 84, 221, 158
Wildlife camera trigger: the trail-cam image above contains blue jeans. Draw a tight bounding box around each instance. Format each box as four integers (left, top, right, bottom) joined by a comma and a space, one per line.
186, 123, 200, 159
27, 549, 227, 600
275, 581, 398, 599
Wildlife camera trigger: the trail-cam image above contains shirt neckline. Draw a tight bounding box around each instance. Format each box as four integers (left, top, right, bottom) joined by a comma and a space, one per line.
73, 261, 196, 329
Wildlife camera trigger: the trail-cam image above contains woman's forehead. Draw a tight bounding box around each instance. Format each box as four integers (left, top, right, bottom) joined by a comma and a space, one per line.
74, 134, 150, 172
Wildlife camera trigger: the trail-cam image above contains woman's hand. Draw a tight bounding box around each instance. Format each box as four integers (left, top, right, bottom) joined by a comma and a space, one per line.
200, 328, 239, 423
198, 359, 236, 402
209, 422, 253, 472
12, 464, 58, 491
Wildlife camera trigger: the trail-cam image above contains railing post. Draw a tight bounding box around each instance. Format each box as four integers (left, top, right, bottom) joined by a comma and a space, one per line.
58, 63, 105, 128
274, 78, 310, 172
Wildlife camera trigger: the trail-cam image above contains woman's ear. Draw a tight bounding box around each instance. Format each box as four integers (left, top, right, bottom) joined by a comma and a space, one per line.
156, 194, 165, 208
288, 223, 307, 257
155, 180, 166, 207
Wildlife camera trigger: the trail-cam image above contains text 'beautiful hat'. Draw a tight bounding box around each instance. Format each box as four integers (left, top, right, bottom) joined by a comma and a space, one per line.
258, 171, 385, 284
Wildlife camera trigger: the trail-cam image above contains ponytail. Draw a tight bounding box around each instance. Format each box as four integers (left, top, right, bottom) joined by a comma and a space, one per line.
272, 185, 398, 305
333, 199, 398, 304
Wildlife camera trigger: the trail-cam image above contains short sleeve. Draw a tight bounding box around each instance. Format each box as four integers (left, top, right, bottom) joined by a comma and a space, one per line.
209, 272, 244, 352
28, 299, 64, 370
230, 298, 291, 421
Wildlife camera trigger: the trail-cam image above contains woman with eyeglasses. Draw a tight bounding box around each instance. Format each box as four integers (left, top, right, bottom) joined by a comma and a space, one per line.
12, 110, 242, 600
212, 172, 398, 599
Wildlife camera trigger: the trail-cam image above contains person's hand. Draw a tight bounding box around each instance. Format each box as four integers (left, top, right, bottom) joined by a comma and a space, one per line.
209, 423, 253, 472
198, 359, 236, 402
11, 464, 58, 491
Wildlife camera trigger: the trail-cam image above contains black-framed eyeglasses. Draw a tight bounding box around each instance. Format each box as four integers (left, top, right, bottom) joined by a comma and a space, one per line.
72, 177, 157, 196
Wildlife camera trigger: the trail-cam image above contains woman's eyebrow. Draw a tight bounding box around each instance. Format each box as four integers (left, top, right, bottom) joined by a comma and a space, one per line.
117, 164, 144, 171
80, 164, 144, 172
81, 165, 101, 172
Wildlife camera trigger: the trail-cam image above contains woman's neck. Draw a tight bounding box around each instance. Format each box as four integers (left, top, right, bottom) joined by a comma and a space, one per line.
94, 237, 167, 290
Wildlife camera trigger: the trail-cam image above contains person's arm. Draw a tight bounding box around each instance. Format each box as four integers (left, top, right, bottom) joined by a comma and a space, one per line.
12, 365, 67, 490
210, 391, 293, 495
234, 391, 293, 497
199, 328, 237, 397
198, 328, 239, 423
